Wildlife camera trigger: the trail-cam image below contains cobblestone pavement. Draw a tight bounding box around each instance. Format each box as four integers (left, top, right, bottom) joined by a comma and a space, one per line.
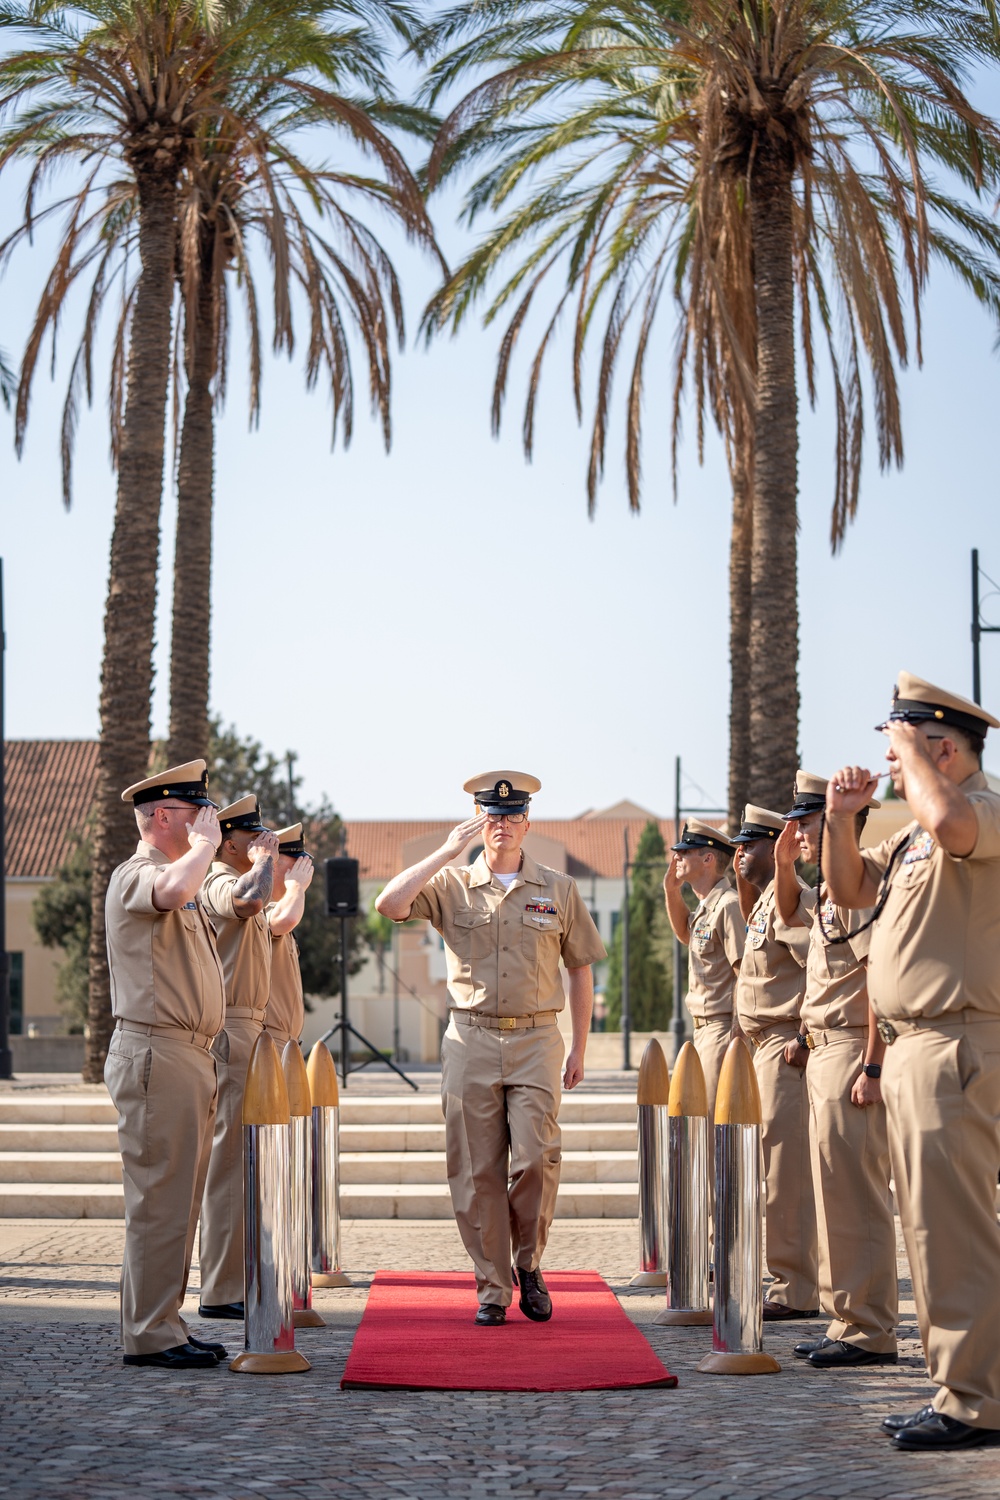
3, 1216, 999, 1499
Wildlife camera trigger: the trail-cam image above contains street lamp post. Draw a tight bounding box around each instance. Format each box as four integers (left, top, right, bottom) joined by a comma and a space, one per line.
621, 826, 630, 1072
0, 560, 11, 1079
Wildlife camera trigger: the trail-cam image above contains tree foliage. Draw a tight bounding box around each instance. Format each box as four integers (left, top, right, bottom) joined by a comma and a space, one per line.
32, 827, 93, 1031
604, 821, 673, 1031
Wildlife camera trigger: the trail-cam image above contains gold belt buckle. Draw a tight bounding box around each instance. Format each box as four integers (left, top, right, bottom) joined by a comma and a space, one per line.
498, 1017, 517, 1030
877, 1021, 897, 1046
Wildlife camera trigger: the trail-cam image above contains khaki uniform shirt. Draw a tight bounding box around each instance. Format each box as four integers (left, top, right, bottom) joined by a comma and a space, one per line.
265, 910, 305, 1041
685, 879, 745, 1019
105, 841, 226, 1035
860, 770, 1000, 1021
410, 851, 606, 1016
736, 878, 816, 1034
201, 862, 271, 1013
800, 887, 873, 1034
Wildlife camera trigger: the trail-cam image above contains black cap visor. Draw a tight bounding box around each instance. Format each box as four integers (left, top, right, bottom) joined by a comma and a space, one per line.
731, 824, 780, 844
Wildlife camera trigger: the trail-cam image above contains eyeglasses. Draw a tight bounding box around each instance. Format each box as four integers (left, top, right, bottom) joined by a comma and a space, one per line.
485, 812, 527, 825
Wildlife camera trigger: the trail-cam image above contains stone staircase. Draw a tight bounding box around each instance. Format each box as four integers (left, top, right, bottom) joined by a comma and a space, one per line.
0, 1086, 640, 1219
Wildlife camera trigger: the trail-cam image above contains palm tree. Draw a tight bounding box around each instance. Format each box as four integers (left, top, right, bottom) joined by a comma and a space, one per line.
165, 32, 441, 764
1, 0, 236, 1077
419, 0, 1000, 814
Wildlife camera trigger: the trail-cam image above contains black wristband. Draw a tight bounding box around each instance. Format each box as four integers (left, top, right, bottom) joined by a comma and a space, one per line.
796, 1032, 809, 1049
863, 1063, 882, 1079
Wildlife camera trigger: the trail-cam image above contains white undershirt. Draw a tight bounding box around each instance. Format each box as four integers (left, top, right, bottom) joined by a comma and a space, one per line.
493, 870, 519, 889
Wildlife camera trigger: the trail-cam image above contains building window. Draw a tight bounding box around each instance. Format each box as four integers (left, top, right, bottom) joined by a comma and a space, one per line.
589, 910, 600, 935
9, 953, 23, 1036
611, 911, 621, 939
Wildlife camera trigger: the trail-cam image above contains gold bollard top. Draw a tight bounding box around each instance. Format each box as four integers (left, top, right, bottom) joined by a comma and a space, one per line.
636, 1038, 670, 1106
667, 1040, 708, 1117
714, 1036, 762, 1125
243, 1031, 291, 1125
305, 1039, 339, 1108
281, 1040, 312, 1117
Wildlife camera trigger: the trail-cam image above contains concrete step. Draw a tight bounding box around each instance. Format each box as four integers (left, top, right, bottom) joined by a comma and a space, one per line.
0, 1183, 126, 1218
0, 1097, 117, 1126
338, 1150, 637, 1185
339, 1122, 637, 1153
0, 1152, 122, 1184
0, 1123, 119, 1153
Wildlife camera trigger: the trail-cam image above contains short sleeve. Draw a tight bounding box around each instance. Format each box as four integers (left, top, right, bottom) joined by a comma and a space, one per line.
201, 867, 238, 921
774, 886, 816, 967
968, 795, 1000, 862
407, 874, 445, 930
560, 882, 607, 968
116, 861, 161, 917
719, 899, 746, 968
860, 831, 905, 886
844, 908, 874, 964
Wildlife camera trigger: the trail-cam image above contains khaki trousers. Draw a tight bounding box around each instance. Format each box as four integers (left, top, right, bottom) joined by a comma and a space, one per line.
693, 1017, 732, 1119
882, 1018, 1000, 1429
441, 1016, 563, 1306
806, 1033, 897, 1352
198, 1014, 263, 1306
104, 1029, 218, 1355
753, 1032, 819, 1311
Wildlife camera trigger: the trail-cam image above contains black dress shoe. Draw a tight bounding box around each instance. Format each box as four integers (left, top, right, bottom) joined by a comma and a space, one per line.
517, 1268, 552, 1322
808, 1340, 898, 1369
187, 1336, 228, 1362
881, 1404, 935, 1435
123, 1344, 217, 1370
794, 1336, 834, 1359
475, 1304, 506, 1327
197, 1302, 244, 1320
892, 1411, 1000, 1450
762, 1298, 820, 1321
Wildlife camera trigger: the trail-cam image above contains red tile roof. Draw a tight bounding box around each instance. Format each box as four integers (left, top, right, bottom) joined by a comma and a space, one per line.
4, 740, 100, 879
344, 816, 725, 882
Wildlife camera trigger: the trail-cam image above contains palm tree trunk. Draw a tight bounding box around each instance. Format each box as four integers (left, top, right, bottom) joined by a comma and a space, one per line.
728, 442, 752, 831
748, 160, 799, 812
167, 275, 215, 764
84, 175, 177, 1082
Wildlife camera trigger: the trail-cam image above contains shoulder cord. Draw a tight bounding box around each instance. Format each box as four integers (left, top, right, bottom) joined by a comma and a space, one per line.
815, 812, 915, 946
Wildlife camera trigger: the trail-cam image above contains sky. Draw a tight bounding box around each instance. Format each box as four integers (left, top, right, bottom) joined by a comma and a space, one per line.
2, 49, 1000, 825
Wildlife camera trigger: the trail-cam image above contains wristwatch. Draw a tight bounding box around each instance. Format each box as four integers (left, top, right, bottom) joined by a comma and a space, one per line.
863, 1063, 882, 1080
795, 1032, 810, 1049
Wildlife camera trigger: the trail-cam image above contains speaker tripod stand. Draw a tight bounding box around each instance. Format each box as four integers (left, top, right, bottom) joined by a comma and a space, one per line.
317, 916, 418, 1091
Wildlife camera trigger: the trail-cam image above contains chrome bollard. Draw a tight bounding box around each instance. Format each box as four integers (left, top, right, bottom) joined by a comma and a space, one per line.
306, 1040, 351, 1288
230, 1032, 310, 1374
655, 1041, 711, 1326
696, 1037, 780, 1376
629, 1039, 670, 1288
282, 1041, 325, 1329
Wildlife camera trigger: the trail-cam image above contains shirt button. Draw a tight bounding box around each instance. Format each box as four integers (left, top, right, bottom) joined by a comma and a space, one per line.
502, 973, 507, 978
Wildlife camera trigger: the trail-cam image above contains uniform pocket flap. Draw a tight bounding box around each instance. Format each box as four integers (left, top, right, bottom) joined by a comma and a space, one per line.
452, 909, 492, 929
522, 911, 562, 933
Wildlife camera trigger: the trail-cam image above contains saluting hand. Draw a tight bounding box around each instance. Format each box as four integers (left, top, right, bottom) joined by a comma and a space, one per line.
249, 830, 280, 863
285, 855, 314, 891
441, 813, 489, 859
774, 821, 799, 868
827, 766, 879, 818
187, 805, 220, 851
663, 856, 682, 894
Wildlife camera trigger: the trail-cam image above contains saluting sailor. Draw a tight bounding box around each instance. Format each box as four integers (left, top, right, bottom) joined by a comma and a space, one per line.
104, 761, 228, 1369
376, 772, 606, 1326
774, 772, 897, 1371
733, 803, 819, 1321
197, 795, 276, 1321
825, 672, 1000, 1450
264, 824, 313, 1050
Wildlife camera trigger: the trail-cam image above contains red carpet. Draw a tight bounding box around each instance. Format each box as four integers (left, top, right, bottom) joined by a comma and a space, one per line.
340, 1270, 678, 1391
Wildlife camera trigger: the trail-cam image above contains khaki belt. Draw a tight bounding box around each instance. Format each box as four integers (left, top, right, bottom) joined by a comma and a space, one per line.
450, 1010, 559, 1031
115, 1019, 216, 1053
746, 1022, 801, 1051
692, 1014, 731, 1029
808, 1024, 869, 1046
264, 1027, 296, 1045
876, 1011, 1000, 1046
226, 1007, 267, 1023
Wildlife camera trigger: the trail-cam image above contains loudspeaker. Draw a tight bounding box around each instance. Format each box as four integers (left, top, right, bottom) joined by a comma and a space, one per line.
325, 857, 359, 917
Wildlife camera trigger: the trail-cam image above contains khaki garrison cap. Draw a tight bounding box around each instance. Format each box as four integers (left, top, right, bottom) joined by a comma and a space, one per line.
273, 823, 308, 857
671, 818, 736, 854
121, 758, 215, 807
784, 769, 879, 820
877, 671, 1000, 737
463, 769, 542, 815
731, 804, 785, 844
218, 794, 267, 835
